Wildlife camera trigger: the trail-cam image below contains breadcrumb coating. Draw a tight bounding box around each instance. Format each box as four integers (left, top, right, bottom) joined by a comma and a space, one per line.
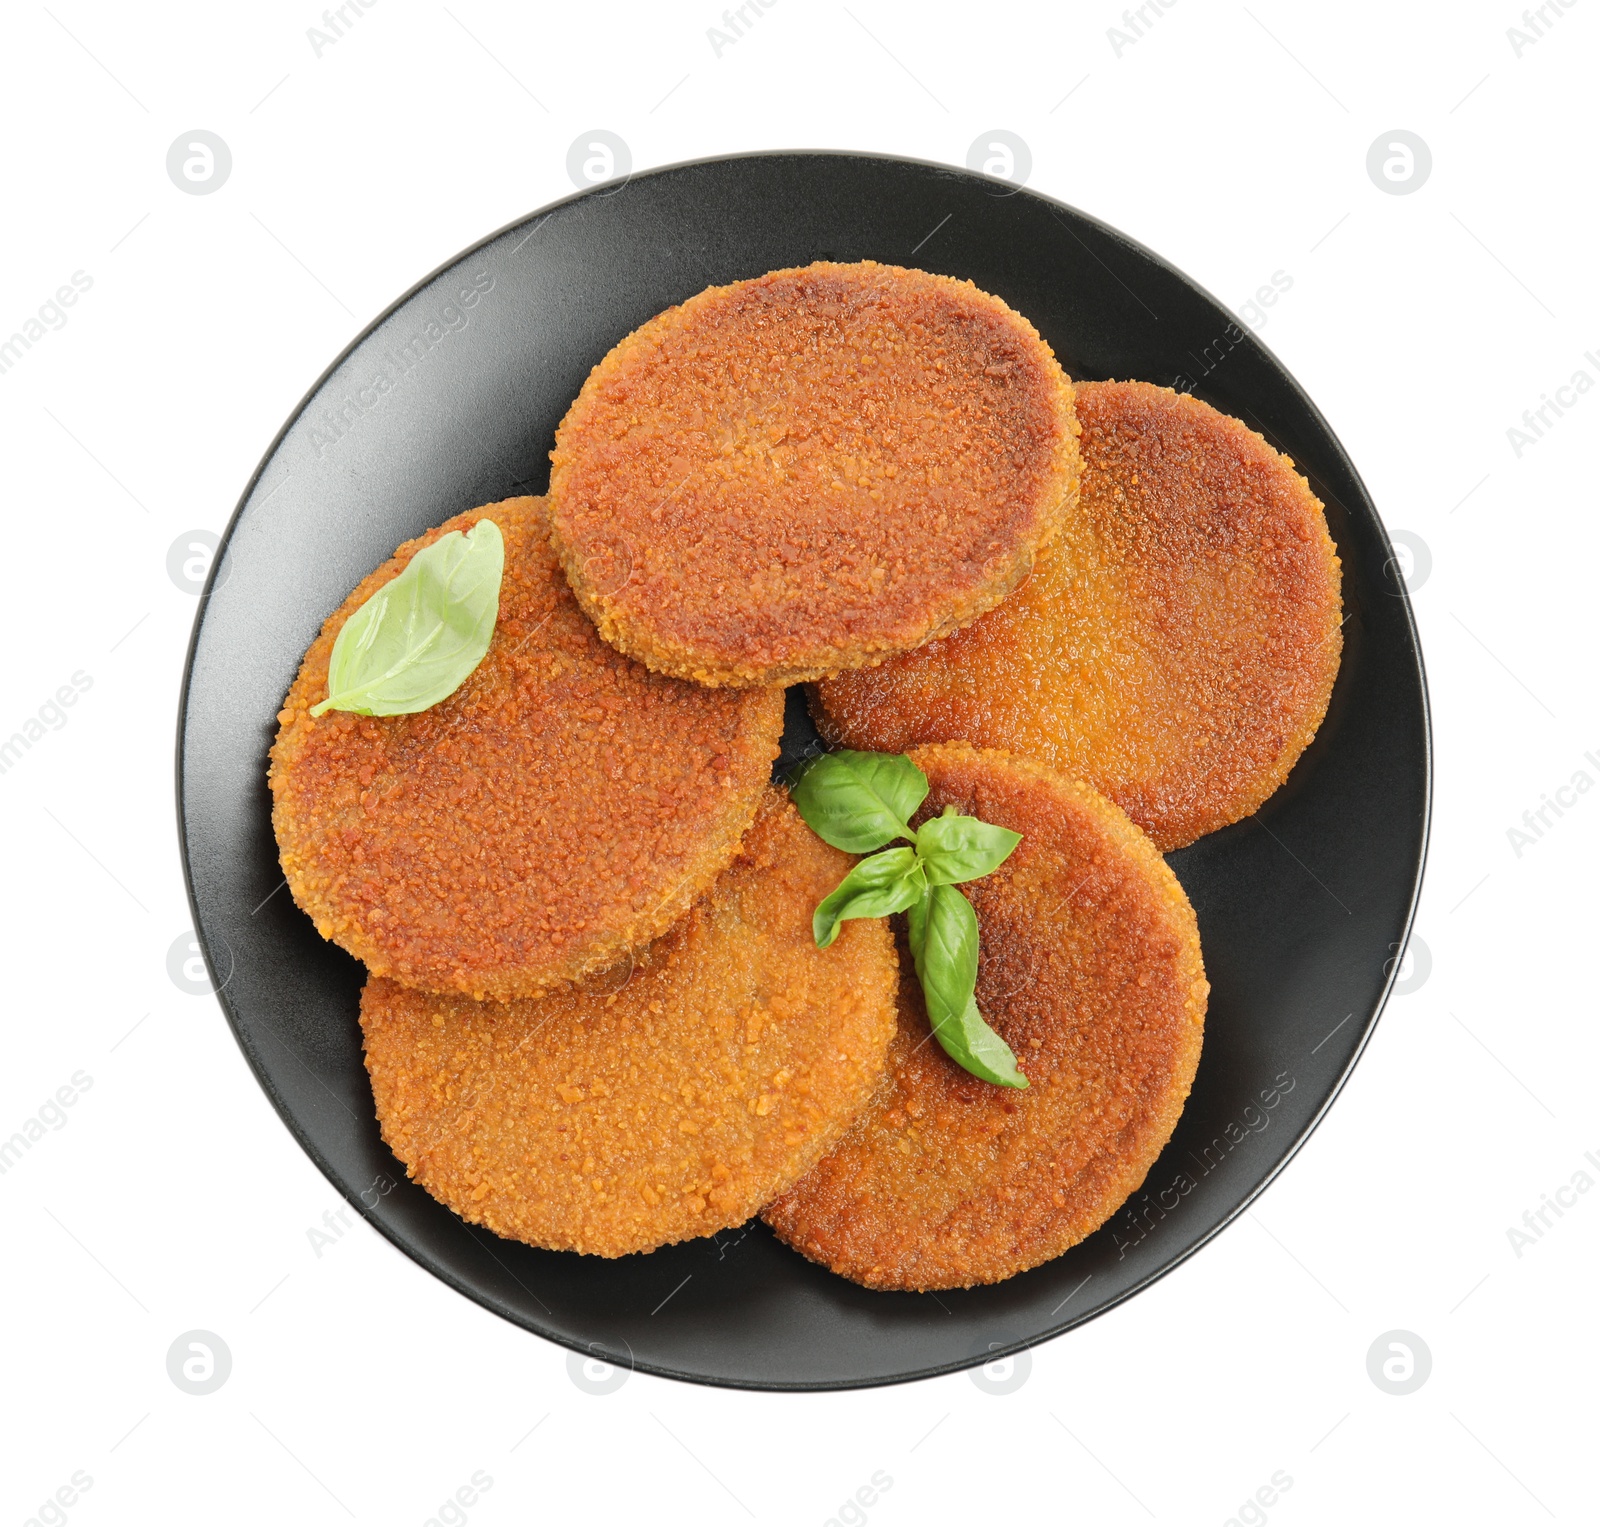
270, 497, 783, 1000
360, 792, 899, 1257
547, 261, 1081, 686
763, 746, 1207, 1291
811, 381, 1343, 850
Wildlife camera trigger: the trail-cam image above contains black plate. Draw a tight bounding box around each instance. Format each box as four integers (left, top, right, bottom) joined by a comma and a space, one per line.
178, 151, 1429, 1391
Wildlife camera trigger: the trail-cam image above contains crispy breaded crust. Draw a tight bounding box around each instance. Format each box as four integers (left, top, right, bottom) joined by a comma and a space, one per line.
547, 261, 1081, 687
811, 381, 1343, 850
762, 746, 1207, 1291
360, 792, 899, 1257
269, 497, 783, 1001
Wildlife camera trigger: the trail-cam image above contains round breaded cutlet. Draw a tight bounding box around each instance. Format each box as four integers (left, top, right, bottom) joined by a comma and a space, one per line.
546, 261, 1081, 687
270, 497, 784, 1001
762, 745, 1207, 1291
811, 381, 1343, 850
359, 792, 899, 1257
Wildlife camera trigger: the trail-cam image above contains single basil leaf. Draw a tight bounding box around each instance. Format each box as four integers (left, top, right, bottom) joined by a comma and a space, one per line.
812, 848, 926, 948
916, 882, 980, 1029
917, 884, 1028, 1089
789, 750, 929, 854
906, 884, 930, 968
916, 808, 1023, 887
933, 993, 1030, 1089
312, 519, 504, 718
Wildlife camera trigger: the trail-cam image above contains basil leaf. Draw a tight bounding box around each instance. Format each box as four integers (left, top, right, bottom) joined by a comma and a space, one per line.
915, 882, 979, 1026
906, 884, 930, 967
789, 750, 929, 854
934, 993, 1030, 1089
790, 749, 1029, 1089
916, 884, 1028, 1089
812, 848, 926, 949
916, 808, 1023, 887
312, 518, 504, 718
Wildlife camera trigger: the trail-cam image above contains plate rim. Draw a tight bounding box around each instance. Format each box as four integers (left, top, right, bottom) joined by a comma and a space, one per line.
175, 147, 1433, 1390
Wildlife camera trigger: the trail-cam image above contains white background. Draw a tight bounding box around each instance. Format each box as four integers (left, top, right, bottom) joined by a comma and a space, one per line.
2, 2, 1596, 1523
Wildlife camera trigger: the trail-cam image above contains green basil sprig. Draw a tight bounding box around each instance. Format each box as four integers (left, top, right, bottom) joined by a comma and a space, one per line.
791, 750, 1027, 1089
312, 518, 504, 718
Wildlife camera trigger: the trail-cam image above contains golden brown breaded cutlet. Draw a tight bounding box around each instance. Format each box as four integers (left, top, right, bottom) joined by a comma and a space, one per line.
360, 791, 899, 1258
762, 745, 1207, 1291
269, 496, 784, 1002
547, 261, 1081, 687
811, 381, 1343, 851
